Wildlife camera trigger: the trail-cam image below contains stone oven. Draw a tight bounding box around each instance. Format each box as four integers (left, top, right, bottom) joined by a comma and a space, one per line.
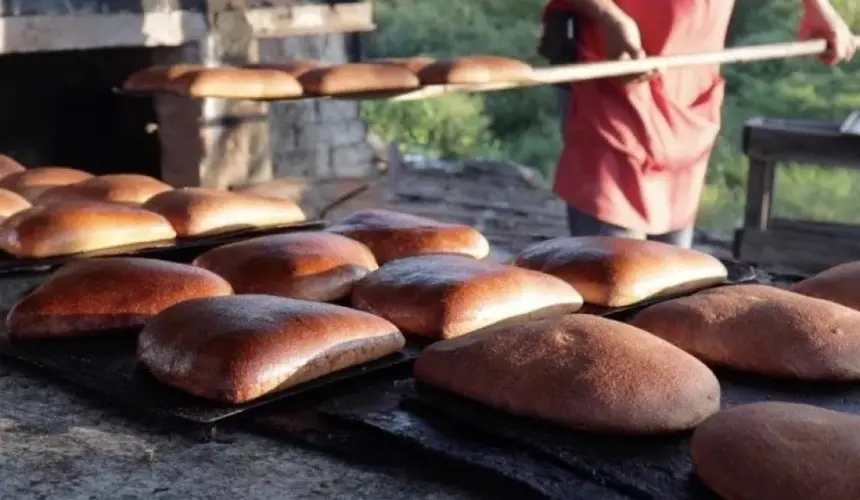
0, 0, 376, 188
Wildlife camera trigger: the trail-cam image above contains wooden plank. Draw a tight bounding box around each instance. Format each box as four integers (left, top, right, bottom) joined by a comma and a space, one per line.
221, 3, 375, 38
771, 217, 860, 237
743, 117, 860, 168
742, 157, 775, 230
736, 227, 860, 274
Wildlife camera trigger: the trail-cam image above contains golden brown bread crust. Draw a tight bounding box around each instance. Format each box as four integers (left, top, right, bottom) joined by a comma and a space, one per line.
6, 257, 233, 339
138, 294, 406, 403
417, 56, 535, 85
0, 155, 26, 179
515, 236, 729, 307
630, 284, 860, 380
790, 261, 860, 311
192, 232, 378, 302
351, 254, 583, 339
414, 314, 720, 433
327, 209, 490, 264
168, 67, 304, 99
298, 63, 421, 95
0, 201, 177, 258
244, 60, 325, 77
691, 402, 860, 500
142, 187, 306, 237
35, 174, 172, 205
370, 57, 436, 74
122, 64, 203, 93
0, 167, 94, 201
0, 188, 31, 218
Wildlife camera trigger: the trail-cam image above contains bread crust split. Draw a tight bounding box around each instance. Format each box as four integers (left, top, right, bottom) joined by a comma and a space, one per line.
138, 295, 406, 403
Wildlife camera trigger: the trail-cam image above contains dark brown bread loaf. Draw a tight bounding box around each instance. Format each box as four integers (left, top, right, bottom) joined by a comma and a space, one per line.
630, 284, 860, 380
414, 314, 720, 433
0, 167, 94, 201
168, 67, 304, 99
6, 257, 232, 339
515, 236, 728, 307
193, 232, 378, 302
0, 201, 177, 258
0, 188, 31, 218
35, 174, 172, 205
790, 261, 860, 311
142, 187, 306, 237
138, 295, 406, 403
692, 402, 860, 500
351, 254, 583, 339
0, 155, 26, 179
327, 209, 490, 264
298, 63, 421, 95
417, 56, 535, 85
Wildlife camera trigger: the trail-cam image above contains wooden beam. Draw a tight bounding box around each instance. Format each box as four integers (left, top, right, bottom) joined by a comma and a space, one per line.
742, 157, 776, 231
219, 3, 375, 38
743, 117, 860, 168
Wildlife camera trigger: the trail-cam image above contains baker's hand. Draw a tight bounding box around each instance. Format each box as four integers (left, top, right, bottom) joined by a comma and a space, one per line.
598, 13, 653, 83
798, 0, 856, 65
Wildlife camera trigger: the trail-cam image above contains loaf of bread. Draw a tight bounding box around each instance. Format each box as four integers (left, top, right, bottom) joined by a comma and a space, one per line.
0, 154, 26, 179
790, 261, 860, 311
515, 236, 728, 307
630, 284, 860, 380
6, 258, 232, 339
142, 187, 306, 237
192, 232, 378, 302
414, 314, 720, 433
371, 57, 436, 73
0, 167, 94, 201
122, 64, 203, 93
0, 201, 177, 258
298, 63, 421, 95
417, 56, 535, 85
138, 294, 406, 403
691, 402, 860, 500
35, 174, 172, 206
0, 188, 31, 218
327, 209, 490, 264
351, 254, 583, 339
169, 67, 304, 99
244, 59, 325, 77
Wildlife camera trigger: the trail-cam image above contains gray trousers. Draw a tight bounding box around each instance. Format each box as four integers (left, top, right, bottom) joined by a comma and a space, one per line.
556, 87, 694, 248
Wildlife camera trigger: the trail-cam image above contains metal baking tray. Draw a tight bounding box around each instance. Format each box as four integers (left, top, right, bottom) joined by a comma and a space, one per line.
0, 330, 420, 424
0, 220, 326, 276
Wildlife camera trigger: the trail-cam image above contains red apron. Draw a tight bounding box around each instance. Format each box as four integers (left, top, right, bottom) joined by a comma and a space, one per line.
544, 0, 735, 234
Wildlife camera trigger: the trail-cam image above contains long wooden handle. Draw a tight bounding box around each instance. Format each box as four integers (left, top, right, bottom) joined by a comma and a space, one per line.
373, 37, 859, 102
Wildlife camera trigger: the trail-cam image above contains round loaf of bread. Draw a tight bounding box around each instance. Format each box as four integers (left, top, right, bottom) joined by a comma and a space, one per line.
193, 232, 378, 302
138, 294, 406, 403
298, 63, 420, 95
691, 402, 860, 500
142, 187, 306, 237
35, 174, 172, 205
414, 314, 720, 433
0, 154, 26, 179
416, 56, 535, 85
243, 59, 325, 77
327, 209, 490, 264
351, 253, 583, 339
0, 201, 177, 258
790, 261, 860, 311
371, 57, 436, 74
168, 67, 304, 99
122, 64, 203, 93
6, 257, 233, 339
0, 167, 94, 201
515, 236, 729, 307
630, 284, 860, 380
0, 188, 31, 218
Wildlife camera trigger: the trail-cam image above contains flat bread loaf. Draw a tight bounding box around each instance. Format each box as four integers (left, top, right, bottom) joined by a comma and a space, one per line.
417, 56, 535, 85
0, 188, 31, 218
142, 187, 306, 237
0, 154, 26, 179
35, 174, 172, 205
327, 209, 490, 264
790, 261, 860, 311
138, 295, 406, 403
351, 253, 583, 339
0, 201, 177, 258
414, 315, 720, 433
691, 402, 860, 500
6, 257, 232, 339
122, 64, 203, 93
0, 167, 94, 201
193, 232, 378, 302
298, 63, 421, 95
515, 236, 728, 307
169, 67, 304, 99
630, 284, 860, 380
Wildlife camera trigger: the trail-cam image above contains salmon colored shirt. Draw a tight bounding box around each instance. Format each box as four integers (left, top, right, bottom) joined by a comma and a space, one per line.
544, 0, 735, 233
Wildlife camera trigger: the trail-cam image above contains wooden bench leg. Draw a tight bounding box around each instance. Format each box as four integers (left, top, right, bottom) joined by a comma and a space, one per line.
743, 157, 776, 231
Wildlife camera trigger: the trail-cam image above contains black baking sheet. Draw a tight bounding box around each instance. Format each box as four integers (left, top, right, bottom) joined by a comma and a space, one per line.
0, 220, 326, 275
0, 330, 419, 424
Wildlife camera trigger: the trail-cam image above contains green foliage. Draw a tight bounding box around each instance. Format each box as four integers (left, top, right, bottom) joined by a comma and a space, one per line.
363, 0, 860, 229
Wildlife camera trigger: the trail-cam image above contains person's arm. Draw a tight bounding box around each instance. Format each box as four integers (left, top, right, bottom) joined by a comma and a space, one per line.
799, 0, 856, 64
